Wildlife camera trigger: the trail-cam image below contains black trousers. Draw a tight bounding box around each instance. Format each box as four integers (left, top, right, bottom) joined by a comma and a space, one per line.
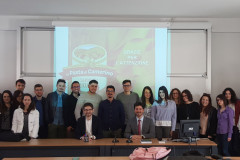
38, 125, 48, 138
0, 130, 25, 142
229, 126, 240, 156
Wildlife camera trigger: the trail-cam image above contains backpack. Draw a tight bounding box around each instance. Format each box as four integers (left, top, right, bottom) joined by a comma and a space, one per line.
129, 147, 171, 160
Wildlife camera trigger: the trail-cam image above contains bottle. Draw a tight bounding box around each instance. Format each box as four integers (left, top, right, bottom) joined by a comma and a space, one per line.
84, 134, 89, 142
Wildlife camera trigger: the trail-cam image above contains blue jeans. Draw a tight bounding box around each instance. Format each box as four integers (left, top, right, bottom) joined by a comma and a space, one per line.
217, 133, 230, 156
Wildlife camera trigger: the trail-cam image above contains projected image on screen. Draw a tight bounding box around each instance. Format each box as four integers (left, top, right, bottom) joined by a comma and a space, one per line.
54, 27, 168, 98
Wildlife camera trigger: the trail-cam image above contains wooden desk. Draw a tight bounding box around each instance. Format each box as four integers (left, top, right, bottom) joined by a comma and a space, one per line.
0, 138, 217, 159
3, 157, 129, 160
205, 156, 240, 160
4, 157, 240, 160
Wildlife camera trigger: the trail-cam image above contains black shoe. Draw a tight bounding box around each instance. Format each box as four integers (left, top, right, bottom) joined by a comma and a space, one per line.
25, 135, 31, 141
23, 133, 31, 141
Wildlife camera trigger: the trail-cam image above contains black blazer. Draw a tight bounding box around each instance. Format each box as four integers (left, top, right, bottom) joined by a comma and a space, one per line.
45, 91, 68, 124
33, 96, 47, 126
204, 106, 217, 137
75, 115, 103, 139
63, 93, 79, 128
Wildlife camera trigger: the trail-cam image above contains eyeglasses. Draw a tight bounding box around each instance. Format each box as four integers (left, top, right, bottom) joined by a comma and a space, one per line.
123, 85, 131, 87
106, 90, 114, 93
72, 86, 80, 89
182, 95, 187, 98
84, 109, 93, 111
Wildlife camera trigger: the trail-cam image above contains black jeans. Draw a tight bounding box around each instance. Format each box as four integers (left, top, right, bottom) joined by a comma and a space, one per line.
217, 133, 230, 156
228, 126, 240, 156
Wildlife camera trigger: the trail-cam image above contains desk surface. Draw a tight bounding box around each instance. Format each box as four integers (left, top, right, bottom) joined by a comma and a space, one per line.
3, 157, 129, 160
3, 157, 240, 160
0, 138, 216, 147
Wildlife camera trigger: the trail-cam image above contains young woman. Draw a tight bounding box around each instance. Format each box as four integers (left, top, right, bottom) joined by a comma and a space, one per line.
170, 88, 182, 122
170, 88, 182, 107
222, 87, 240, 156
141, 86, 154, 118
12, 93, 39, 138
13, 90, 23, 109
178, 89, 200, 121
222, 88, 240, 128
199, 93, 217, 140
151, 86, 177, 138
216, 94, 233, 156
0, 90, 16, 132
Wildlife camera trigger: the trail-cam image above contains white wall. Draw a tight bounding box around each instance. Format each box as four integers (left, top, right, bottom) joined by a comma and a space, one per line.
0, 30, 16, 93
1, 16, 240, 105
212, 32, 240, 105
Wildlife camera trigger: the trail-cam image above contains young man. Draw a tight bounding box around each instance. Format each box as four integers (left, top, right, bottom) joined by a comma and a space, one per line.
75, 102, 102, 140
75, 80, 102, 120
98, 85, 125, 138
63, 81, 80, 138
15, 79, 26, 92
45, 79, 68, 138
124, 102, 155, 140
116, 80, 140, 125
33, 84, 48, 138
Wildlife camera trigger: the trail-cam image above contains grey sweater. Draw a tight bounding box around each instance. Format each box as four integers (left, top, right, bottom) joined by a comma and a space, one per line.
116, 91, 140, 124
151, 100, 177, 131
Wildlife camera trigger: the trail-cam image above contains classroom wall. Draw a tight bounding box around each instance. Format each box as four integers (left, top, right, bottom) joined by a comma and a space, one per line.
0, 16, 240, 106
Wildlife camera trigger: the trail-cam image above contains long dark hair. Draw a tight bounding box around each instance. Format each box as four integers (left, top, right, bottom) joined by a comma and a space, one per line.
199, 93, 212, 116
141, 86, 154, 108
156, 86, 169, 105
20, 93, 36, 114
222, 87, 237, 104
216, 94, 227, 109
13, 90, 23, 107
170, 88, 182, 105
0, 90, 13, 113
182, 89, 193, 103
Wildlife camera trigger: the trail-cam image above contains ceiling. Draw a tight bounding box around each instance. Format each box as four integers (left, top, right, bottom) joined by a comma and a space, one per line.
1, 0, 240, 18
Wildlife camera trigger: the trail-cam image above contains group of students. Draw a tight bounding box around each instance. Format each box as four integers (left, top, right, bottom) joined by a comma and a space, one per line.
169, 88, 240, 157
0, 78, 240, 157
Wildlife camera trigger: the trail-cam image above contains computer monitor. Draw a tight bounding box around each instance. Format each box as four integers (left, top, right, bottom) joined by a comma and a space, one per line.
179, 120, 200, 138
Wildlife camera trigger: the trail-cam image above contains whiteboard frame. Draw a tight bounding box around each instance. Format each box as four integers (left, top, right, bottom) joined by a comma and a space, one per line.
169, 22, 212, 93
17, 21, 212, 93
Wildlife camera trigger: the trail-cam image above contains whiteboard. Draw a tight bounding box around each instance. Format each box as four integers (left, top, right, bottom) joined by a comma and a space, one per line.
167, 30, 207, 76
21, 28, 54, 76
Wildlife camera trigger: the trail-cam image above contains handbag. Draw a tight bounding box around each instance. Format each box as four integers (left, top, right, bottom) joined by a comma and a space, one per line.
129, 147, 171, 160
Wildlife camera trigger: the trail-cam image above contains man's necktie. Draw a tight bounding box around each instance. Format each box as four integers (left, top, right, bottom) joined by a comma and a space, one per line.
138, 119, 141, 135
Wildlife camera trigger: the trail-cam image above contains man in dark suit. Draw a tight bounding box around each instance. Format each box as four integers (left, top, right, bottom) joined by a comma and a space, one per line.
45, 79, 68, 138
75, 102, 102, 140
63, 81, 80, 138
33, 84, 47, 138
124, 102, 155, 140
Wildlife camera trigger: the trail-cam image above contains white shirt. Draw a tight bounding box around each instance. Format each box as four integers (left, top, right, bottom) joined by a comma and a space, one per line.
85, 116, 92, 136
